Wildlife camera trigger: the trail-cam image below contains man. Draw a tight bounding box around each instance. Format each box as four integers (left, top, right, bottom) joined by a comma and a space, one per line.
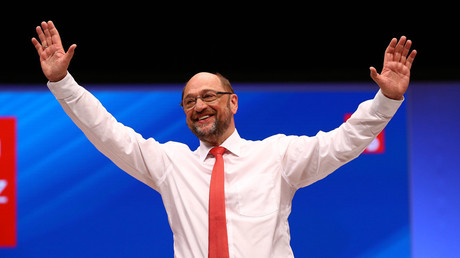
32, 21, 416, 257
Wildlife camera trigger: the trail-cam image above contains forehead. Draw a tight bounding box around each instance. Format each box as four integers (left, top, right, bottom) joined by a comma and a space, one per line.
183, 72, 224, 96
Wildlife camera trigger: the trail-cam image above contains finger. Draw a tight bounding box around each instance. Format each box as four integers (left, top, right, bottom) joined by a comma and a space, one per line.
405, 50, 417, 70
31, 37, 43, 56
47, 20, 63, 47
400, 39, 412, 64
36, 24, 47, 48
393, 36, 407, 62
383, 38, 398, 65
42, 21, 53, 48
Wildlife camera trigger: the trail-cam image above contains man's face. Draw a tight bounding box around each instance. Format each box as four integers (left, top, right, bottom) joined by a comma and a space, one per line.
182, 73, 238, 145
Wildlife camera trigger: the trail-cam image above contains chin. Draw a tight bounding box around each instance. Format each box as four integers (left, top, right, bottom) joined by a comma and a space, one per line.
198, 127, 217, 138
192, 122, 217, 138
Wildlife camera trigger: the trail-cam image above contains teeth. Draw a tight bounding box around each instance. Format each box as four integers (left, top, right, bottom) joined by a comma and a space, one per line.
198, 115, 210, 121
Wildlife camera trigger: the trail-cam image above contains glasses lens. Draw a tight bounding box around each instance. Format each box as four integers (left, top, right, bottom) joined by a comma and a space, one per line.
183, 98, 195, 109
202, 92, 218, 102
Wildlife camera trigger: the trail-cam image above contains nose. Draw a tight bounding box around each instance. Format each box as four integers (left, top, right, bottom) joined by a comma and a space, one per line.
194, 97, 207, 112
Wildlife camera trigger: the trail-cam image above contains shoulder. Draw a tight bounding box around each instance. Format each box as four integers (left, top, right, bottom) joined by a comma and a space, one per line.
162, 140, 194, 152
142, 139, 195, 159
262, 133, 315, 144
242, 133, 312, 152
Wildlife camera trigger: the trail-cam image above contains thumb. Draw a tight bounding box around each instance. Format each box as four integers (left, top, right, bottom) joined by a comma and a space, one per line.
369, 66, 380, 83
65, 44, 77, 63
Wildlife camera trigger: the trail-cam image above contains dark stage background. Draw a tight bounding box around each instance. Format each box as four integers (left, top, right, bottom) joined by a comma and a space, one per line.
3, 6, 460, 84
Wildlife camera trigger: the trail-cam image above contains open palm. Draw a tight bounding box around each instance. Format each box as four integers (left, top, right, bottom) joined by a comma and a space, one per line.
32, 21, 76, 82
370, 36, 417, 100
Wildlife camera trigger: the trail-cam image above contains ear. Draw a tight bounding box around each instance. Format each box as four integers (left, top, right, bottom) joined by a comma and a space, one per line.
230, 94, 238, 114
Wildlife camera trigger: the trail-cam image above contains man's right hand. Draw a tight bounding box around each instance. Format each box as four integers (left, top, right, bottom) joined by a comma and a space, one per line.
32, 21, 77, 82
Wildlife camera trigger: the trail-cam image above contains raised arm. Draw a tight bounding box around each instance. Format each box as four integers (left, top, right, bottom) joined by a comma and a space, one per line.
31, 21, 167, 191
370, 36, 417, 100
31, 21, 77, 82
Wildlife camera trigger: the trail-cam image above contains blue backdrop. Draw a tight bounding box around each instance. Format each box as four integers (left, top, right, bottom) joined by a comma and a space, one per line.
0, 82, 410, 257
408, 83, 460, 258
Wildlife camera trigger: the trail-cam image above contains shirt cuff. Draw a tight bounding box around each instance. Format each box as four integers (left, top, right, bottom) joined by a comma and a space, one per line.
47, 72, 81, 100
372, 89, 404, 118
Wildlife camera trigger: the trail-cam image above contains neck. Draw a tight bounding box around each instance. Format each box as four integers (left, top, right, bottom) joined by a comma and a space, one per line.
200, 127, 235, 147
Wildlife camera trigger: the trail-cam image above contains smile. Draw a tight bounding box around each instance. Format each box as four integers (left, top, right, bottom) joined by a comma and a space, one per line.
199, 115, 210, 120
195, 114, 214, 122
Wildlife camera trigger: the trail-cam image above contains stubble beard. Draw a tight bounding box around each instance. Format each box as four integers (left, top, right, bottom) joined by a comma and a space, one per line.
191, 102, 232, 144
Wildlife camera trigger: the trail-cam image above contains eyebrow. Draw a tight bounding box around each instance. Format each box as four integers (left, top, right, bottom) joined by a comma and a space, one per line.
183, 89, 218, 99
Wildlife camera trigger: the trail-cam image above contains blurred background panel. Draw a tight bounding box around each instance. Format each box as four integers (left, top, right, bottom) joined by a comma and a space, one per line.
0, 86, 410, 257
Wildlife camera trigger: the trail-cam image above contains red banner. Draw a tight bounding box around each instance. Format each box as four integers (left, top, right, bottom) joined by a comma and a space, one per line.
0, 117, 17, 247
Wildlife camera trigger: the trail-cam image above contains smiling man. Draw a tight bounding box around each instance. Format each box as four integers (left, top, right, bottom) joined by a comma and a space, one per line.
32, 21, 416, 257
183, 72, 238, 146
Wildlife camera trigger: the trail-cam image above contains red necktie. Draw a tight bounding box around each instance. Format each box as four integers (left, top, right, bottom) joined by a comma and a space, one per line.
208, 147, 229, 258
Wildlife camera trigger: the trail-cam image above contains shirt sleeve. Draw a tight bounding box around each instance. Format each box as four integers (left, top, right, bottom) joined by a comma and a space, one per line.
279, 89, 403, 189
47, 72, 170, 191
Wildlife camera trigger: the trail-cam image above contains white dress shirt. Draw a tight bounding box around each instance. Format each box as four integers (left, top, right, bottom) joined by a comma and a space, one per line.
47, 73, 403, 257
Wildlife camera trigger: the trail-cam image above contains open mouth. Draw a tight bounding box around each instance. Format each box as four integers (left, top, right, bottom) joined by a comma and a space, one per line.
198, 115, 211, 121
195, 114, 214, 122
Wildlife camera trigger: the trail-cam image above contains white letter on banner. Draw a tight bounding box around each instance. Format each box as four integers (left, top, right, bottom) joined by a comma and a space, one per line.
0, 180, 7, 204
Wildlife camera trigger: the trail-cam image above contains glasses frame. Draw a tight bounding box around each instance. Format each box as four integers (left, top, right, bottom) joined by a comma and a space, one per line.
181, 90, 233, 110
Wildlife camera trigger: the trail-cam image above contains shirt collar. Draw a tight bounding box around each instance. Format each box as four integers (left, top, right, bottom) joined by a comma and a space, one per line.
197, 129, 242, 162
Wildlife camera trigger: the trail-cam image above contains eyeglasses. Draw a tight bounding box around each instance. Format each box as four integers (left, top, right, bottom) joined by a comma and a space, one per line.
181, 90, 233, 110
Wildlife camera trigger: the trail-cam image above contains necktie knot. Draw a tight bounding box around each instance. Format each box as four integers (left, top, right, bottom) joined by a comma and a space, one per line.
210, 146, 226, 157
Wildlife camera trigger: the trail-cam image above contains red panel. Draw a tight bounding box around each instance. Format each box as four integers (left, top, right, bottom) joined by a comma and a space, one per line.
0, 117, 17, 247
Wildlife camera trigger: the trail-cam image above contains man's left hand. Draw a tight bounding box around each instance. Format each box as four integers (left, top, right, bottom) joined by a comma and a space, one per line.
370, 36, 417, 100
